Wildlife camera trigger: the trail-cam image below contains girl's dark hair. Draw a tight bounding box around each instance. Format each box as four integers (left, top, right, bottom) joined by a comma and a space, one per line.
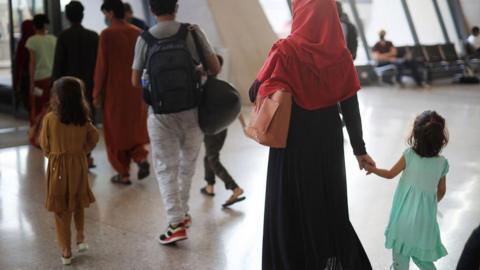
408, 110, 448, 157
51, 77, 90, 126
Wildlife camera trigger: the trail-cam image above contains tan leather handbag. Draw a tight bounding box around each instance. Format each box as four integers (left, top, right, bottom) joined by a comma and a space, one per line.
245, 90, 292, 148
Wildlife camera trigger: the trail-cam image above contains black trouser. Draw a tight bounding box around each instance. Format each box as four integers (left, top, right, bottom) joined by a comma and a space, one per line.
457, 224, 480, 270
203, 129, 238, 190
395, 60, 423, 86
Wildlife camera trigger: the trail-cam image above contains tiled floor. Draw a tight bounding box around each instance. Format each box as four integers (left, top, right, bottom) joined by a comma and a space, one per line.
0, 85, 479, 269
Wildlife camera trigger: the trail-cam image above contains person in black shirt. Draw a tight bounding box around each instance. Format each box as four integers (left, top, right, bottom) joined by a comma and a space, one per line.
372, 30, 425, 87
52, 0, 99, 168
124, 2, 148, 30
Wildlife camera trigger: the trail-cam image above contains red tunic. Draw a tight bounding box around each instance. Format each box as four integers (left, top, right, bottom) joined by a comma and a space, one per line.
93, 20, 148, 175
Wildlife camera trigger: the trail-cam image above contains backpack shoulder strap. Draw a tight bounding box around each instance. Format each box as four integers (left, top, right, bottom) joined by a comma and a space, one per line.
176, 23, 190, 40
141, 30, 157, 47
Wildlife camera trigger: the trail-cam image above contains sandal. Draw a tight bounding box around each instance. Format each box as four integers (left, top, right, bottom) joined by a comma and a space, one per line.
222, 196, 246, 208
110, 175, 132, 185
77, 242, 89, 253
137, 161, 150, 180
61, 255, 72, 265
222, 187, 246, 207
200, 187, 215, 197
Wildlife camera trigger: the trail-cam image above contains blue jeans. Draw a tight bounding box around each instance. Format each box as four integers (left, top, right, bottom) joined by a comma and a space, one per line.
392, 251, 436, 270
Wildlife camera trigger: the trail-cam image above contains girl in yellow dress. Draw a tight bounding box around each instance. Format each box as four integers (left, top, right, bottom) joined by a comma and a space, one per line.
39, 76, 98, 265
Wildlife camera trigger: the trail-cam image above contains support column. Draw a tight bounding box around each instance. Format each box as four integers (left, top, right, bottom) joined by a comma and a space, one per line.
432, 0, 450, 43
400, 0, 420, 45
447, 0, 469, 40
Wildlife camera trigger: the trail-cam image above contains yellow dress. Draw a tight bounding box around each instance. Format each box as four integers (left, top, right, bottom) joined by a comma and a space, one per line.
39, 112, 98, 212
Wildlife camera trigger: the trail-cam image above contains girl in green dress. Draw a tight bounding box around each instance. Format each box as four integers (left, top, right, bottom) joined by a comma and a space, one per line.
365, 111, 449, 270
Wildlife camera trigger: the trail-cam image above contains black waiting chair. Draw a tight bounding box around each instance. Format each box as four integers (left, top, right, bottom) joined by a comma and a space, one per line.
424, 45, 448, 81
440, 43, 461, 62
410, 45, 428, 63
396, 46, 409, 59
439, 43, 469, 72
424, 45, 444, 63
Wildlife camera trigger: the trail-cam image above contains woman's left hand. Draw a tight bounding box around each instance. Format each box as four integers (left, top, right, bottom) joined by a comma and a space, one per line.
356, 154, 376, 171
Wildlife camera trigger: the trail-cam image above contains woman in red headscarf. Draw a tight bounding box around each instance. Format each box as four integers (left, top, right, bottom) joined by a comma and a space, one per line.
250, 0, 375, 269
13, 20, 35, 111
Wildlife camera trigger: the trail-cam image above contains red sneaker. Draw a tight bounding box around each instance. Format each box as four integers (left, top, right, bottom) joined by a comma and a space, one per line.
158, 224, 187, 245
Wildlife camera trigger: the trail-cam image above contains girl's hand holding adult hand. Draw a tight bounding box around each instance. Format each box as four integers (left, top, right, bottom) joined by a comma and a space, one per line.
356, 154, 376, 171
364, 163, 376, 175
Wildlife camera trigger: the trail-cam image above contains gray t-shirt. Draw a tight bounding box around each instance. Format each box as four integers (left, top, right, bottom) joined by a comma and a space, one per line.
132, 21, 215, 71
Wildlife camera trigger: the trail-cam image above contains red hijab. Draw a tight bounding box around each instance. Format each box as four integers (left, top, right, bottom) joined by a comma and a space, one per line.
256, 0, 360, 110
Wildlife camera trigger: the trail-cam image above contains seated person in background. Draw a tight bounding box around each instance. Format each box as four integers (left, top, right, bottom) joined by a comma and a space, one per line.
466, 26, 480, 56
124, 2, 148, 30
372, 30, 426, 87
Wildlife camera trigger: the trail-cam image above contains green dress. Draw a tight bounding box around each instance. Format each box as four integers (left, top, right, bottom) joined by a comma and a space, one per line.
385, 148, 449, 261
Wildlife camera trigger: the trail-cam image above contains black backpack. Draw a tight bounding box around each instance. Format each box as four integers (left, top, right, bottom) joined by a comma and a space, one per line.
141, 23, 202, 114
345, 21, 358, 60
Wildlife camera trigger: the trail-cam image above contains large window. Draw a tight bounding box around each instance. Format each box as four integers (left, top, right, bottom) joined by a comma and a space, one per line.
407, 0, 445, 45
335, 0, 465, 64
0, 0, 44, 88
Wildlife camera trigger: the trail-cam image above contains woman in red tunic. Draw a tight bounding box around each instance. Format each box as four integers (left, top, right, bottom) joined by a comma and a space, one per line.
93, 0, 149, 185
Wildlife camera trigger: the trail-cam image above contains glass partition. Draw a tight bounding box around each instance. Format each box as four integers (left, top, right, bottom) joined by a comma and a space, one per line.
0, 0, 11, 87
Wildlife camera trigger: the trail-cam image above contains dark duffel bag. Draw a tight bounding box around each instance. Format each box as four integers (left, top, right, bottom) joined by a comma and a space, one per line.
198, 77, 241, 135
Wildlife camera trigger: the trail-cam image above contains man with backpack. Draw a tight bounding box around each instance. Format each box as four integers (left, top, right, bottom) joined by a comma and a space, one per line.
336, 1, 358, 60
131, 0, 220, 245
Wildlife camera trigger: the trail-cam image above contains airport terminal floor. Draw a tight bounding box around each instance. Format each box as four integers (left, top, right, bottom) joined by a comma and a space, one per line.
0, 84, 479, 269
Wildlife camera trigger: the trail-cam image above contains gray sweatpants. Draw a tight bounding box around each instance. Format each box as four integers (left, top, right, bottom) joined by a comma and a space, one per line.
147, 109, 203, 225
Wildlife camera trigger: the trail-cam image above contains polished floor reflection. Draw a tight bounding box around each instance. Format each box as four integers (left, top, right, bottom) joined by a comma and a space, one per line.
0, 85, 479, 269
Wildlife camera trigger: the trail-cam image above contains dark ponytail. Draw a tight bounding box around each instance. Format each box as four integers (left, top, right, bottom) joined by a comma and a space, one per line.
408, 110, 448, 157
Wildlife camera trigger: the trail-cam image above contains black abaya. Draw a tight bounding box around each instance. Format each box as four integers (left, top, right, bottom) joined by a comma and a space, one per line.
262, 94, 372, 270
